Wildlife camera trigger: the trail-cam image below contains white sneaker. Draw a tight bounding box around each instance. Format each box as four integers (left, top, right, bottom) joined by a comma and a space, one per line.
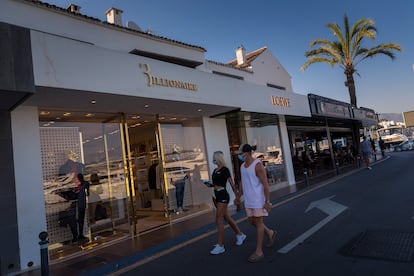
210, 244, 225, 255
367, 166, 372, 170
236, 233, 246, 246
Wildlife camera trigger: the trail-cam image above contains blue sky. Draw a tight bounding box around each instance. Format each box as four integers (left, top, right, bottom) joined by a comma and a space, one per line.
43, 0, 413, 114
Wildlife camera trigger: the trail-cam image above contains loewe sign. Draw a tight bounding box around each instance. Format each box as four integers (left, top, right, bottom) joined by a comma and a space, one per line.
141, 63, 198, 92
271, 96, 290, 107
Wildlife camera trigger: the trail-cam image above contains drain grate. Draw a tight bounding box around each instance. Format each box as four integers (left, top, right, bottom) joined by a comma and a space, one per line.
340, 230, 414, 262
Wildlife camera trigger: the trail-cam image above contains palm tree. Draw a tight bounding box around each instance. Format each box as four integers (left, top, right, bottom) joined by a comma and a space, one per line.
301, 14, 402, 107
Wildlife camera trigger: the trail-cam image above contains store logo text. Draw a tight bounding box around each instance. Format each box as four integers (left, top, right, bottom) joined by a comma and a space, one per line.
141, 63, 197, 92
271, 96, 290, 107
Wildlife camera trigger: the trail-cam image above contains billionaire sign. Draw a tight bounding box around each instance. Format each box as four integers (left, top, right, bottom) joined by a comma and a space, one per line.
141, 63, 197, 91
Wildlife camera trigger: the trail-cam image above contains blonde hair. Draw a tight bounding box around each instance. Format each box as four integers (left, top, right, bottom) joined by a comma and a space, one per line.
213, 151, 227, 167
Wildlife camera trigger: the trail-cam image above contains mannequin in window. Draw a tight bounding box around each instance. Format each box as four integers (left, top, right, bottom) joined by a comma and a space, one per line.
76, 173, 89, 241
173, 145, 187, 214
148, 161, 159, 190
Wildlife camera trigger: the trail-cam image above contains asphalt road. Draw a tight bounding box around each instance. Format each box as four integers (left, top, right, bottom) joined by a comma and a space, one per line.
113, 151, 414, 276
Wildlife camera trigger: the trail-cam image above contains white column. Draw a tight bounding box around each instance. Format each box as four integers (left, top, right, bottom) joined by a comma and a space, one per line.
279, 115, 296, 185
11, 106, 46, 270
202, 117, 236, 205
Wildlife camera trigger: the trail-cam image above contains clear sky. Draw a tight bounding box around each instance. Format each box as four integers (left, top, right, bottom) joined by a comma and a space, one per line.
42, 0, 413, 114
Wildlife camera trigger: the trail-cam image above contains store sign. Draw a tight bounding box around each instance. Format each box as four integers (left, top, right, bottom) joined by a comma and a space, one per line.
141, 63, 198, 91
318, 101, 351, 118
353, 108, 375, 120
271, 96, 290, 107
353, 108, 377, 126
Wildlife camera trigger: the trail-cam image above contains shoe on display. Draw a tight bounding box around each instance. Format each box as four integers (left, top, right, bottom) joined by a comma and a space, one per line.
236, 233, 247, 246
210, 244, 225, 255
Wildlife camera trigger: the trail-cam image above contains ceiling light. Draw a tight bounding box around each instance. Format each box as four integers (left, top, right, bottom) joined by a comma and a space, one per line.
90, 100, 97, 104
170, 117, 177, 121
63, 112, 71, 116
85, 113, 95, 117
197, 109, 202, 112
40, 111, 50, 115
131, 115, 141, 119
144, 104, 149, 108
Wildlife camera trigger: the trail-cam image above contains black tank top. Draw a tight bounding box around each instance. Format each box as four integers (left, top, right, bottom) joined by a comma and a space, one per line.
212, 167, 231, 188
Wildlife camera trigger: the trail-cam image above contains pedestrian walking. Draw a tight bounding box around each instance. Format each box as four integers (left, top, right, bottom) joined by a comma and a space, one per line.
360, 136, 373, 170
209, 151, 246, 255
379, 136, 386, 157
236, 144, 276, 263
369, 136, 377, 161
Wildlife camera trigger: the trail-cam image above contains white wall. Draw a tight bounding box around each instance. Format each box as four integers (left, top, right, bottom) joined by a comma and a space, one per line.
11, 106, 46, 271
202, 117, 237, 205
248, 50, 293, 91
30, 31, 311, 117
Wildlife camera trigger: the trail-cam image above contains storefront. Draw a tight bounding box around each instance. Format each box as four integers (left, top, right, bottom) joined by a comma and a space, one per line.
286, 94, 377, 183
1, 1, 313, 273
37, 112, 215, 258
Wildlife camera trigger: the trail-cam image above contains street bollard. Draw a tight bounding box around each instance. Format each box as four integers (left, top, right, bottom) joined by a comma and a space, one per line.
336, 162, 339, 175
304, 171, 309, 187
39, 231, 49, 276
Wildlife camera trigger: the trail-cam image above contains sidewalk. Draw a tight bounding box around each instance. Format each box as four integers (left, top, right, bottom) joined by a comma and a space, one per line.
16, 153, 386, 276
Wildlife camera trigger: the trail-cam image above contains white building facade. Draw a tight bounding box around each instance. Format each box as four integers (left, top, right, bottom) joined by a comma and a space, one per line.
0, 0, 311, 274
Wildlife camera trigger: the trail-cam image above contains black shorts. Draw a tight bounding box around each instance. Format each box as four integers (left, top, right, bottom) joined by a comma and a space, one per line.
214, 189, 230, 204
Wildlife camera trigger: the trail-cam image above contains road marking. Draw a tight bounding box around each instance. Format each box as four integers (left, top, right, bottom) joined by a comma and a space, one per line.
278, 195, 347, 254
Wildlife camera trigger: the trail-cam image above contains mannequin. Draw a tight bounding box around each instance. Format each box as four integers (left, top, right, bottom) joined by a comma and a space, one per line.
57, 150, 87, 242
173, 146, 187, 214
76, 173, 90, 240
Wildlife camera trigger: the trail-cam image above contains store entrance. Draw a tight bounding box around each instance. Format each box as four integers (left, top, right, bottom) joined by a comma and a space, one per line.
40, 111, 171, 260
39, 110, 213, 260
127, 118, 169, 234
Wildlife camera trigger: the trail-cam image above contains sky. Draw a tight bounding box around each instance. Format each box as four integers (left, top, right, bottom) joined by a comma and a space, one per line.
42, 0, 413, 115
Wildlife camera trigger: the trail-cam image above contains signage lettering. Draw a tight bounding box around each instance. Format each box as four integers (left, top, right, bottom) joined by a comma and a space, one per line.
319, 101, 350, 118
141, 63, 197, 92
271, 96, 290, 107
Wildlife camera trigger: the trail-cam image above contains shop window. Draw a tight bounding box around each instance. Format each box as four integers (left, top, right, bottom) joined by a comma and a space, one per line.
39, 121, 128, 256
159, 121, 210, 215
226, 112, 287, 188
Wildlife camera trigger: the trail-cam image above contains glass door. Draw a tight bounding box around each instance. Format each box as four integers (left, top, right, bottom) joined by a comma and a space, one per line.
88, 117, 130, 239
127, 115, 169, 234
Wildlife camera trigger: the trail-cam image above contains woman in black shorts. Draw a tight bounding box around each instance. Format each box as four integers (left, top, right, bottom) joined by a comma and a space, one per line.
209, 151, 246, 255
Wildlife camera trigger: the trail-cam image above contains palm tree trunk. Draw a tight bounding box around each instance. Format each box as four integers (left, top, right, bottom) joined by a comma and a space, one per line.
345, 73, 357, 107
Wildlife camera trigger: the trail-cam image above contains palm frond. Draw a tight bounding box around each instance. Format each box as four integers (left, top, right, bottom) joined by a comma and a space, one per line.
301, 57, 337, 71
